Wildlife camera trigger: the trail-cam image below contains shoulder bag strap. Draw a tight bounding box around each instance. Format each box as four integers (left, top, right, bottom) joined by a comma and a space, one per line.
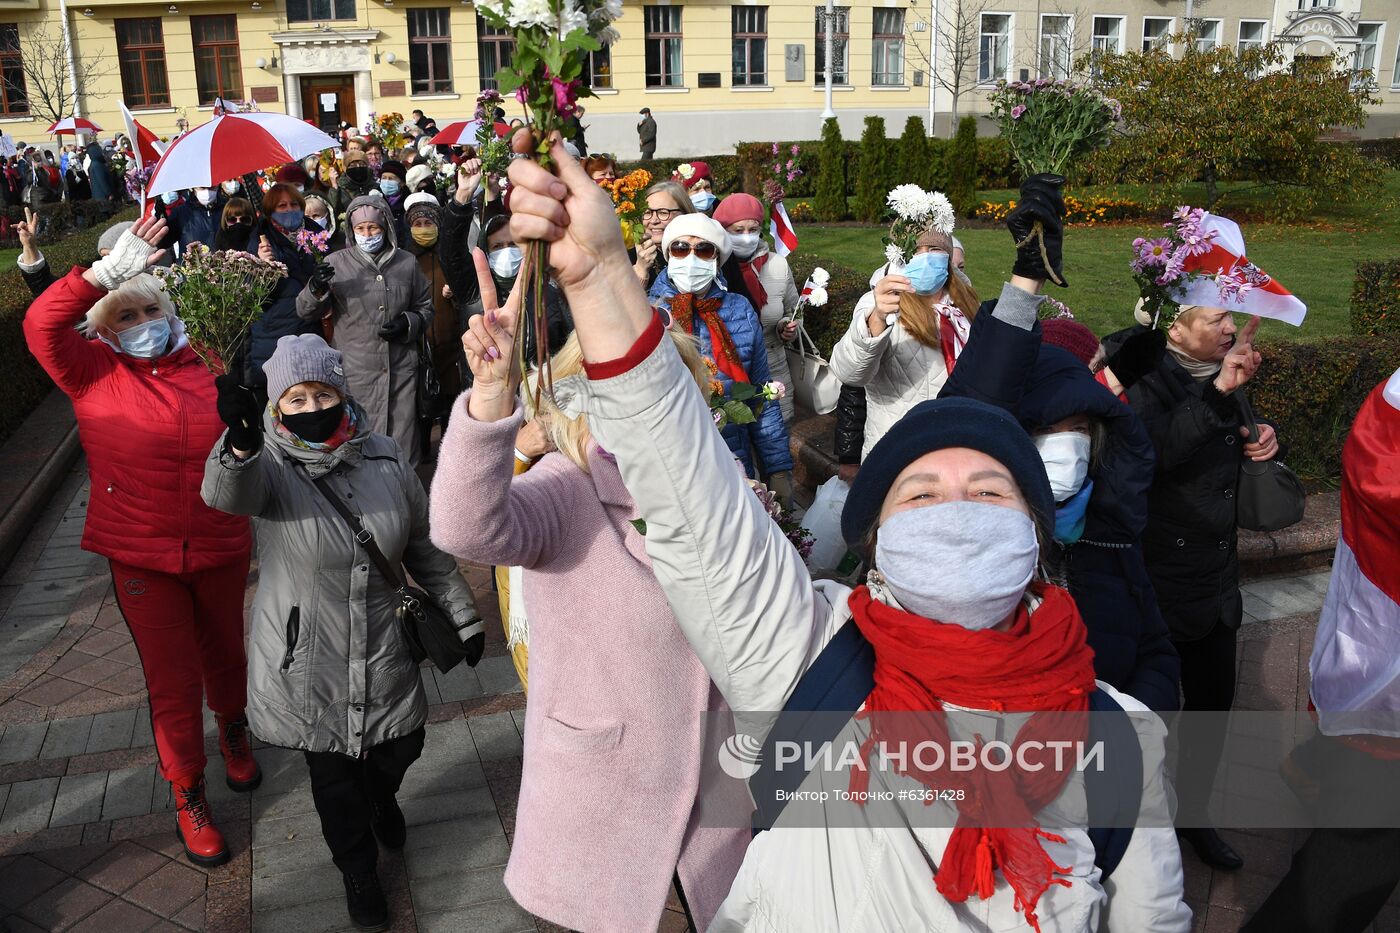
307, 471, 407, 590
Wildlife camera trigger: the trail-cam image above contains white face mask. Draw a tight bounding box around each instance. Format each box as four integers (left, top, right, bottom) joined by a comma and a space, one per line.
729, 232, 761, 260
1034, 431, 1092, 503
355, 231, 385, 253
488, 246, 523, 278
222, 180, 240, 195
194, 187, 216, 206
690, 190, 717, 212
667, 254, 717, 295
875, 501, 1037, 630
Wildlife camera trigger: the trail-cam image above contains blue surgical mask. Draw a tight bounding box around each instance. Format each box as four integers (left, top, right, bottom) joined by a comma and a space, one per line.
690, 191, 716, 212
356, 231, 385, 254
272, 209, 304, 231
380, 178, 401, 196
117, 317, 172, 359
161, 191, 179, 205
904, 251, 950, 296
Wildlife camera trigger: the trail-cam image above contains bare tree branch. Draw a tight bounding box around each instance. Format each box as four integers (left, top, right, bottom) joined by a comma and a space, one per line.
905, 0, 993, 130
18, 24, 109, 128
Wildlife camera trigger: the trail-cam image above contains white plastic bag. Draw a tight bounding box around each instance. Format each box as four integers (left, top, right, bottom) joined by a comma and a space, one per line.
804, 476, 851, 572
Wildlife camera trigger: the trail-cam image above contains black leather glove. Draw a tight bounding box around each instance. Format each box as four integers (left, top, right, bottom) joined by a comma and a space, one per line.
215, 374, 262, 455
309, 261, 336, 296
377, 313, 413, 344
1006, 173, 1067, 287
1104, 326, 1166, 392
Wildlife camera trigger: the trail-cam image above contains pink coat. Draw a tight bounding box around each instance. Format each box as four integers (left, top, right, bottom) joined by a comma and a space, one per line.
429, 394, 749, 932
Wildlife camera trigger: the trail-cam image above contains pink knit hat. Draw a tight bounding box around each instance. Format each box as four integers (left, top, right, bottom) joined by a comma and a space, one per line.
713, 193, 764, 228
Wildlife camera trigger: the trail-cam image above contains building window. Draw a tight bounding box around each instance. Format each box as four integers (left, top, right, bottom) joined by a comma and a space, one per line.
1193, 18, 1221, 53
1238, 20, 1267, 54
582, 46, 612, 89
191, 15, 241, 105
0, 24, 28, 116
644, 6, 682, 87
477, 15, 514, 91
1298, 0, 1335, 7
872, 8, 904, 86
978, 13, 1010, 84
1142, 16, 1172, 52
732, 6, 767, 87
814, 5, 849, 85
1353, 22, 1381, 86
116, 18, 169, 109
1091, 16, 1123, 56
1039, 14, 1072, 79
1394, 28, 1400, 87
286, 0, 355, 23
408, 9, 451, 94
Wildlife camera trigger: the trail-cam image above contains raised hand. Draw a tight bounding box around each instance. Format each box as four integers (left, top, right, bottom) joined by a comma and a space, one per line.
1006, 173, 1067, 287
86, 215, 168, 290
1214, 316, 1262, 395
463, 246, 523, 423
16, 207, 39, 265
868, 273, 911, 336
455, 159, 483, 205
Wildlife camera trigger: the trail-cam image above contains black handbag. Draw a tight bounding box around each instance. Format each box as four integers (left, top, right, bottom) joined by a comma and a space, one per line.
1235, 395, 1306, 533
416, 329, 443, 420
310, 473, 484, 672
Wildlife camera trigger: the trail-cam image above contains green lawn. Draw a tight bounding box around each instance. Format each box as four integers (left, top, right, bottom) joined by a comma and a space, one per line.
790, 170, 1400, 342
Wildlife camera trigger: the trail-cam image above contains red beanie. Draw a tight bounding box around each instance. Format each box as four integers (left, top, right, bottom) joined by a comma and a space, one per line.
1041, 318, 1102, 368
276, 163, 310, 186
713, 193, 764, 229
673, 160, 711, 190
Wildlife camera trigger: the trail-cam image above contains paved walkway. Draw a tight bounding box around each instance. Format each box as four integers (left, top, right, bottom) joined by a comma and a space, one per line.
0, 459, 1394, 932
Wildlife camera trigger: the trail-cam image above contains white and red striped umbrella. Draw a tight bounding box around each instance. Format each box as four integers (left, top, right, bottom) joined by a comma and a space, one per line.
431, 119, 511, 146
46, 117, 103, 135
146, 111, 337, 196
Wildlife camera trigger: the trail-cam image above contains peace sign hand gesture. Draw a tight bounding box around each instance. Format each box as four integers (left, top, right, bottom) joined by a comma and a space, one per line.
463, 246, 525, 423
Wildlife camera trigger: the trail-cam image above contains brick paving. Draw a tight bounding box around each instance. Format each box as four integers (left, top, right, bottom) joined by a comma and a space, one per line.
0, 463, 1395, 932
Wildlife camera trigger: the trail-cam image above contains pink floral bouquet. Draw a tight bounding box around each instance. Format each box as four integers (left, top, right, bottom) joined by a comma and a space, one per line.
762, 142, 804, 204
152, 244, 287, 374
293, 228, 331, 263
1130, 206, 1255, 329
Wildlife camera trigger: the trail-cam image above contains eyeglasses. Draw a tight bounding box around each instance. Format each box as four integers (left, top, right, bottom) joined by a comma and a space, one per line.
668, 241, 718, 261
643, 208, 682, 222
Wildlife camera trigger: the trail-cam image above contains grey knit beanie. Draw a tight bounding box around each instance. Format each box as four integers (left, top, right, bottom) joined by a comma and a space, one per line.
262, 334, 346, 404
98, 221, 134, 255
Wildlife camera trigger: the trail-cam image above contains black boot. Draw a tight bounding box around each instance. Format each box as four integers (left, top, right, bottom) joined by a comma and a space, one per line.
370, 797, 406, 850
1178, 827, 1244, 871
342, 869, 389, 931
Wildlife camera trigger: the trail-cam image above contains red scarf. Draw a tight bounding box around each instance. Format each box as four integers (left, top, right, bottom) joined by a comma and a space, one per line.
670, 291, 748, 384
740, 253, 769, 312
847, 583, 1098, 932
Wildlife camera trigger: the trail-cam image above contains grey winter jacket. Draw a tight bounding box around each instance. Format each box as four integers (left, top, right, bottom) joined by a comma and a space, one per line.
295, 195, 433, 465
201, 404, 480, 756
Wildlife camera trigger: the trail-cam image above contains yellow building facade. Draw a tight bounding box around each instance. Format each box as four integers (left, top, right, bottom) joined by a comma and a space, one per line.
0, 0, 1395, 158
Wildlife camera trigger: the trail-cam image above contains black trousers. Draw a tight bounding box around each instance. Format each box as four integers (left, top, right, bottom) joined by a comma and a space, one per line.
304, 727, 425, 874
1171, 616, 1238, 823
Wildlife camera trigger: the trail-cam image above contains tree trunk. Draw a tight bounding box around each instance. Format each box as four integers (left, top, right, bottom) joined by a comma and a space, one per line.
1203, 162, 1219, 209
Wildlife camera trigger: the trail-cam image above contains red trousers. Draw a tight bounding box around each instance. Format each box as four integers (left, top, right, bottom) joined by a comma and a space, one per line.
109, 556, 250, 784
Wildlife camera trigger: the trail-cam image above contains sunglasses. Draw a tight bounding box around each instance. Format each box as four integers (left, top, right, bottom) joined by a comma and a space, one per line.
668, 240, 718, 261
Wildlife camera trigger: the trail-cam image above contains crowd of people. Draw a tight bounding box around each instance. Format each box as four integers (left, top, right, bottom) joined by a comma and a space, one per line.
15, 115, 1400, 933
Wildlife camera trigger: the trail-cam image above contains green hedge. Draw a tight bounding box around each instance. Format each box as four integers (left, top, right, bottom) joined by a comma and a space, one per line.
1353, 138, 1400, 171
1351, 257, 1400, 337
0, 207, 137, 445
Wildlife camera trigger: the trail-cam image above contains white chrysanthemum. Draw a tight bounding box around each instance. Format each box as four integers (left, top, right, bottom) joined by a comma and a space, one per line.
886, 184, 930, 220
478, 0, 505, 16
926, 190, 956, 235
807, 286, 829, 307
885, 243, 904, 265
596, 24, 621, 45
810, 266, 830, 287
508, 0, 556, 29
588, 0, 623, 21
559, 0, 588, 37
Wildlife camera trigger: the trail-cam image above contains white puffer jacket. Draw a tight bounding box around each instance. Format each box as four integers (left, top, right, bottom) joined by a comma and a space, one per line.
578, 324, 1193, 933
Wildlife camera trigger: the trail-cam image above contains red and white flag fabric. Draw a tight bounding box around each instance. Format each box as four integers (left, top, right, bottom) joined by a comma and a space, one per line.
1310, 369, 1400, 737
1177, 213, 1306, 326
120, 103, 164, 172
769, 200, 797, 258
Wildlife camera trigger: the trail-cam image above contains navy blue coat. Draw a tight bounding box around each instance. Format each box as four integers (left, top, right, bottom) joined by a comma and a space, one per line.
940, 309, 1180, 712
246, 219, 320, 376
169, 197, 225, 255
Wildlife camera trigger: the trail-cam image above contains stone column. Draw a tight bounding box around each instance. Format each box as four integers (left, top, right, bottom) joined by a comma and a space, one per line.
284, 70, 302, 119
354, 70, 373, 124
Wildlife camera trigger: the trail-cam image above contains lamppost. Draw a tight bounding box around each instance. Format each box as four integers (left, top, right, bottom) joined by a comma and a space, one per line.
819, 0, 835, 122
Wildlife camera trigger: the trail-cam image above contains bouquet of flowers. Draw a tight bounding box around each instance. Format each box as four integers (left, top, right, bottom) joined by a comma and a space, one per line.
109, 149, 129, 180
475, 0, 623, 399
473, 90, 513, 178
294, 228, 331, 263
792, 267, 829, 322
153, 244, 287, 374
883, 185, 955, 266
987, 78, 1120, 177
1039, 296, 1075, 320
124, 163, 154, 203
762, 143, 803, 204
1130, 206, 1254, 329
363, 112, 409, 153
607, 168, 651, 247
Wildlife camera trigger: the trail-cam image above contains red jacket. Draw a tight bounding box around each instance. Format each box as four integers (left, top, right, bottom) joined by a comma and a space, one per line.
23, 269, 250, 574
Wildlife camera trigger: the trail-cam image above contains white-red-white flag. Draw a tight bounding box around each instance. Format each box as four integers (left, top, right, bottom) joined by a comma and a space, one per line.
1310, 369, 1400, 737
120, 102, 164, 171
769, 200, 797, 258
1177, 213, 1306, 326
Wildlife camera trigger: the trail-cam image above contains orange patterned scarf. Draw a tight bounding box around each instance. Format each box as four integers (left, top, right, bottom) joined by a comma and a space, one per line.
669, 291, 748, 384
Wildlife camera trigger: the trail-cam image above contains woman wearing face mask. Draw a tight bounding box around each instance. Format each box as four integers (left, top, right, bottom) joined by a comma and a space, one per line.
672, 161, 717, 216
22, 217, 258, 870
491, 139, 1193, 931
630, 180, 694, 290
247, 183, 320, 379
296, 196, 436, 466
481, 213, 573, 363
647, 213, 794, 496
715, 194, 800, 423
302, 194, 346, 251
377, 159, 408, 224
337, 149, 377, 202
214, 197, 255, 252
303, 157, 348, 218
830, 202, 982, 459
401, 193, 460, 446
167, 184, 226, 254
203, 335, 481, 932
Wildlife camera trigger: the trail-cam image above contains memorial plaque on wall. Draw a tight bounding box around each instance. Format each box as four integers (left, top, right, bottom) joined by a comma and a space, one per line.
251, 86, 279, 103
697, 72, 722, 88
380, 80, 407, 97
785, 44, 805, 82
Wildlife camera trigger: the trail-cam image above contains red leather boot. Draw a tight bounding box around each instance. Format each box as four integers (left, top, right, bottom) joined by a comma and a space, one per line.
173, 777, 229, 867
217, 713, 262, 791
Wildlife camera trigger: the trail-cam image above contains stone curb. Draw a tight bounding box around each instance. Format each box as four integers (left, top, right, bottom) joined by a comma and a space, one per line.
0, 389, 82, 575
787, 408, 1340, 580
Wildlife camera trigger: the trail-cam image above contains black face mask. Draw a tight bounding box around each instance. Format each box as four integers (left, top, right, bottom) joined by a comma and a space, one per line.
347, 165, 371, 184
280, 402, 345, 443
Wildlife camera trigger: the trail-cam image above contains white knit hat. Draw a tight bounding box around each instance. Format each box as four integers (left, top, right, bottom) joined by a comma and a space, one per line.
660, 212, 730, 265
405, 163, 433, 192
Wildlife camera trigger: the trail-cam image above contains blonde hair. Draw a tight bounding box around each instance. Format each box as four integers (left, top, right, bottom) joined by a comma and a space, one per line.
531, 329, 709, 473
897, 267, 980, 350
81, 273, 174, 336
